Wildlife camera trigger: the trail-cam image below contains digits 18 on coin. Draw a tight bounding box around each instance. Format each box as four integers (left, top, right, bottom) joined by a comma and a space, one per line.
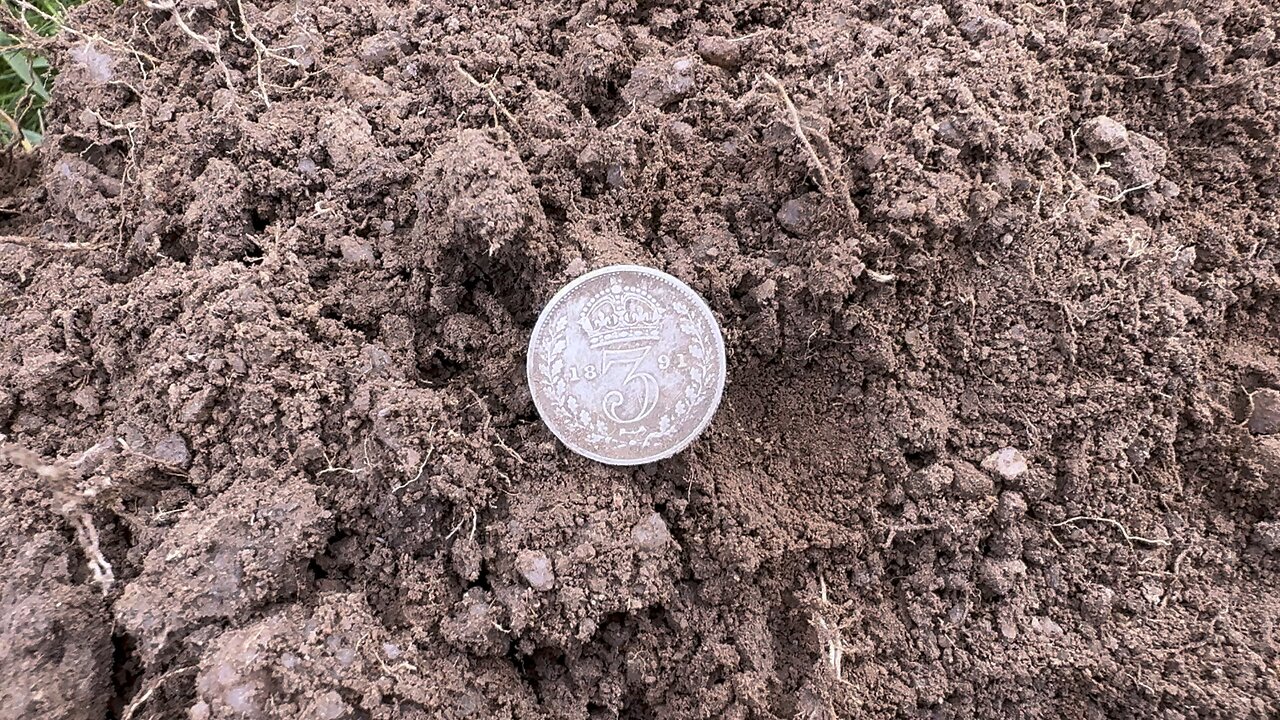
527, 265, 727, 465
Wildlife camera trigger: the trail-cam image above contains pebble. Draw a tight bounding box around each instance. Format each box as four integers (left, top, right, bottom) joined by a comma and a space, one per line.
1029, 615, 1064, 639
593, 32, 621, 51
631, 512, 672, 553
69, 43, 115, 85
340, 237, 377, 266
1247, 388, 1280, 435
775, 194, 819, 236
515, 549, 555, 591
314, 690, 351, 720
358, 32, 403, 70
982, 447, 1028, 481
151, 432, 191, 468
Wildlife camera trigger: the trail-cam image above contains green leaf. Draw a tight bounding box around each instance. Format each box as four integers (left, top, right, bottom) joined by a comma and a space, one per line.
4, 51, 50, 102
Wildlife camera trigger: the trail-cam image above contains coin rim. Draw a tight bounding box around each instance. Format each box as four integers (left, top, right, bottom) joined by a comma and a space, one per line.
526, 264, 727, 466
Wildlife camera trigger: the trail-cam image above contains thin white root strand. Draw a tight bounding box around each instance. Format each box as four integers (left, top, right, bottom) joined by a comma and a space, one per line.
454, 61, 522, 134
73, 511, 114, 595
813, 575, 846, 681
121, 666, 197, 720
1051, 515, 1170, 547
761, 72, 859, 229
145, 0, 235, 90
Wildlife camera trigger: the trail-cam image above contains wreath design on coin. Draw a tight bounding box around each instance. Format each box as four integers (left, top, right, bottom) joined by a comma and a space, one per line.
535, 291, 717, 451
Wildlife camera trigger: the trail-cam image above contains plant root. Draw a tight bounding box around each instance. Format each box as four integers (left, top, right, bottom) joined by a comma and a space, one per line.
120, 666, 197, 720
1, 442, 117, 595
453, 61, 522, 135
144, 0, 235, 90
1051, 515, 1171, 547
761, 72, 859, 232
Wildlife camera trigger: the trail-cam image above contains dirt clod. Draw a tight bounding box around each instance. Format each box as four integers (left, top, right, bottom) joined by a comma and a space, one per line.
0, 534, 112, 720
1254, 521, 1280, 553
696, 36, 741, 68
115, 479, 331, 663
623, 56, 698, 107
1081, 115, 1130, 154
951, 458, 996, 499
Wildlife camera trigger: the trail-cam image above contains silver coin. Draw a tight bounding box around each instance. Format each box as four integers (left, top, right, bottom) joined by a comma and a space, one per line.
527, 265, 727, 465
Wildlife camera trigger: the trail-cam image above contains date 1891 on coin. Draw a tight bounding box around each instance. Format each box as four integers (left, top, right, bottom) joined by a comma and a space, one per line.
527, 265, 727, 465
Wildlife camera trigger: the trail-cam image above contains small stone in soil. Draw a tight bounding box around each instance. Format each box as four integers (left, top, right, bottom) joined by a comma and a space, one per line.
69, 43, 115, 85
1247, 388, 1280, 435
516, 549, 555, 591
776, 194, 819, 236
151, 432, 191, 468
982, 447, 1028, 481
340, 237, 376, 266
314, 690, 352, 720
631, 512, 672, 553
1080, 115, 1130, 154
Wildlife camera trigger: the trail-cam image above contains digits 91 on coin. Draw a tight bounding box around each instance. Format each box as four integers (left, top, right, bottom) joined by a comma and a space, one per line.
526, 265, 727, 465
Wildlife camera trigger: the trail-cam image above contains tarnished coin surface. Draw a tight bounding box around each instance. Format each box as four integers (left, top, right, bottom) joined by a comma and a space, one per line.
527, 265, 727, 465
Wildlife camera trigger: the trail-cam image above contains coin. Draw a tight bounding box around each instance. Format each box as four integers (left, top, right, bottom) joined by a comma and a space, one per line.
527, 265, 727, 465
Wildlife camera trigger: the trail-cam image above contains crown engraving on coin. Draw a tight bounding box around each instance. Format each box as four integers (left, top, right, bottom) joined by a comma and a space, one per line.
578, 278, 665, 348
527, 265, 727, 465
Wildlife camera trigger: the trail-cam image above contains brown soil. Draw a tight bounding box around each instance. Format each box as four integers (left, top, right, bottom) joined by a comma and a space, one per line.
3, 0, 1280, 718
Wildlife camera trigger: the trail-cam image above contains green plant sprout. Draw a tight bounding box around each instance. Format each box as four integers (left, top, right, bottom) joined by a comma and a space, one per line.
2, 0, 85, 148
